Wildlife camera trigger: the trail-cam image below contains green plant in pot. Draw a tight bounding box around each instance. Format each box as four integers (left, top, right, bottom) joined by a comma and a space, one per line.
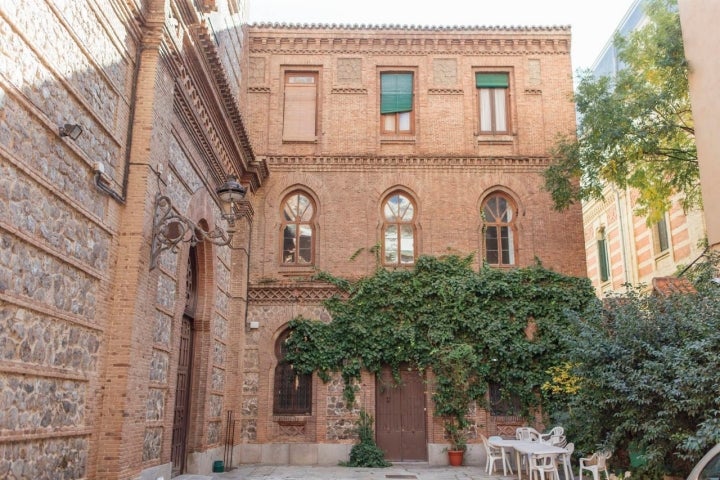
433, 343, 478, 466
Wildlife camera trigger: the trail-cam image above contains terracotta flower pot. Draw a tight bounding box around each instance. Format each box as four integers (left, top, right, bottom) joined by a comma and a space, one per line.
448, 450, 464, 466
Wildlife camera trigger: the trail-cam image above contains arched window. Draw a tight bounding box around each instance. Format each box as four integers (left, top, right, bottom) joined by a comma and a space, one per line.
273, 329, 312, 414
281, 192, 315, 265
482, 193, 517, 266
382, 192, 416, 266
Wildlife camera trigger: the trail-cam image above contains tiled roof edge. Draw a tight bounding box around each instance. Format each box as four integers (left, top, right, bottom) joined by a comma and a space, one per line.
247, 22, 571, 32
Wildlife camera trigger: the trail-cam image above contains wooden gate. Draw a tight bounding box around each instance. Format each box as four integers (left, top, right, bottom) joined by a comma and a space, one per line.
171, 315, 193, 476
375, 366, 427, 461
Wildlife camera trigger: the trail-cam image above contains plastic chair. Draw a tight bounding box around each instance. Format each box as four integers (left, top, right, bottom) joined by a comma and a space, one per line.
579, 451, 611, 480
516, 426, 542, 442
482, 434, 509, 475
529, 453, 561, 480
557, 442, 575, 480
541, 426, 566, 445
488, 435, 514, 475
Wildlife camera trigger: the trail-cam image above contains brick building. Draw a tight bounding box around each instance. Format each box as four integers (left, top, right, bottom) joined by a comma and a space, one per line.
0, 0, 267, 478
0, 0, 587, 476
238, 23, 586, 466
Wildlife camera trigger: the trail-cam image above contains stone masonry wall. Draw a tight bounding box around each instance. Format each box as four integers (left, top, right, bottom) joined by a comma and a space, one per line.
0, 0, 135, 476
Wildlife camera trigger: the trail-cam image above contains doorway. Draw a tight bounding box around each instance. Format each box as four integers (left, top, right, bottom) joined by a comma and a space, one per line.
171, 247, 198, 476
375, 366, 427, 461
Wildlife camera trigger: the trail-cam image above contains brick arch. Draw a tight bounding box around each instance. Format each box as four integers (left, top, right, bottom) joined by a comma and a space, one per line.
477, 186, 522, 266
173, 187, 221, 455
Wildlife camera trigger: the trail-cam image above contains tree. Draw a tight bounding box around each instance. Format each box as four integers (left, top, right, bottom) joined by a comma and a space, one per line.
543, 0, 697, 223
555, 286, 720, 478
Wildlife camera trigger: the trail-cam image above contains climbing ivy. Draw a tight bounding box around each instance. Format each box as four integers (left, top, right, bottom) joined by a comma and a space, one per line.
285, 255, 596, 434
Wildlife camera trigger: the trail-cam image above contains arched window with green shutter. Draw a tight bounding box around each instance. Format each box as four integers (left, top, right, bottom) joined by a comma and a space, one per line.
476, 72, 510, 134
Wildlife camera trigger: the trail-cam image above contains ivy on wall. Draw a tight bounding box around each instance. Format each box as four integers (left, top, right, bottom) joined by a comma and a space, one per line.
285, 255, 596, 432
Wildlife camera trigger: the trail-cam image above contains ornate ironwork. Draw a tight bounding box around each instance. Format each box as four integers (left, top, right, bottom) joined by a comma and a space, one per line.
150, 185, 247, 270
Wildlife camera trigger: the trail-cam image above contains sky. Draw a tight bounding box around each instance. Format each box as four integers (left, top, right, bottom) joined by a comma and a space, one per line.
247, 0, 639, 73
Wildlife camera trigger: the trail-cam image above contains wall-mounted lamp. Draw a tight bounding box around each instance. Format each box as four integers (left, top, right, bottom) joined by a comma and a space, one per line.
149, 176, 247, 270
59, 123, 83, 140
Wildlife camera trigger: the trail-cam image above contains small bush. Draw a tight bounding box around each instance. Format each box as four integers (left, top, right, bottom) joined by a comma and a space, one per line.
342, 410, 391, 468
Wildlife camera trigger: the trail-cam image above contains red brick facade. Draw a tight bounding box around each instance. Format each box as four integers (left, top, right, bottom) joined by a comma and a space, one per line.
238, 23, 586, 465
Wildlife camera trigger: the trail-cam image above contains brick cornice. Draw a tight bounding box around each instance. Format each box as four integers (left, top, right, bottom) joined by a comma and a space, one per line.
264, 155, 552, 172
247, 24, 570, 57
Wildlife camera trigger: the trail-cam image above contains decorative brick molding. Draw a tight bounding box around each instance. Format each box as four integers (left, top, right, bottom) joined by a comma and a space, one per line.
428, 88, 464, 95
249, 24, 570, 57
249, 283, 342, 304
330, 87, 368, 94
265, 155, 551, 172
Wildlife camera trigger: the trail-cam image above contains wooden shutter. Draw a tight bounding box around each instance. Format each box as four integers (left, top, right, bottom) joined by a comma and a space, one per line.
283, 73, 317, 141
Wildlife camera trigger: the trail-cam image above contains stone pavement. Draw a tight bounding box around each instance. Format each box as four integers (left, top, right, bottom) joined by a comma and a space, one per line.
182, 463, 516, 480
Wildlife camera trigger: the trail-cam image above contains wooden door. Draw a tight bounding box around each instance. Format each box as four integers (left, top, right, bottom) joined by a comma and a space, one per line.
171, 315, 193, 476
376, 366, 427, 461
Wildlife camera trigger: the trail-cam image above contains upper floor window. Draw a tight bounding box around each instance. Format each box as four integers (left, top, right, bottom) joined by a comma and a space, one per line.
476, 73, 509, 134
283, 72, 317, 142
380, 72, 414, 134
382, 192, 416, 265
597, 228, 610, 283
652, 217, 670, 255
482, 193, 517, 266
274, 329, 312, 415
281, 192, 315, 265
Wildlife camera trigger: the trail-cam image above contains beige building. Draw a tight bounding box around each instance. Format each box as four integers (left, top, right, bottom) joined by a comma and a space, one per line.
679, 1, 720, 252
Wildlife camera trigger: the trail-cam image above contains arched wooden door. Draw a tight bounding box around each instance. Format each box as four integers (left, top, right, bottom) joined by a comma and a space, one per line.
171, 248, 197, 476
375, 366, 427, 461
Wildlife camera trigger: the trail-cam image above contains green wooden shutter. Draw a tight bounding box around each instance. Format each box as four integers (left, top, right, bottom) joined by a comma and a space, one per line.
476, 73, 509, 88
381, 73, 413, 114
598, 238, 610, 282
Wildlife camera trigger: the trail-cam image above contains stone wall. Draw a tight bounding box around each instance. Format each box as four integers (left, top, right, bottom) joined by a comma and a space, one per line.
1, 0, 263, 477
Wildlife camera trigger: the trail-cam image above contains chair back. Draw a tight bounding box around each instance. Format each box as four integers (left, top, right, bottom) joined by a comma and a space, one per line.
597, 451, 612, 469
516, 427, 541, 442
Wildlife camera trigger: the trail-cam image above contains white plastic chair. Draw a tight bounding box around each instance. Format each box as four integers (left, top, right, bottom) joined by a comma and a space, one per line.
516, 426, 542, 442
557, 442, 575, 480
579, 451, 611, 480
541, 426, 566, 445
488, 435, 514, 475
482, 434, 509, 475
529, 453, 561, 480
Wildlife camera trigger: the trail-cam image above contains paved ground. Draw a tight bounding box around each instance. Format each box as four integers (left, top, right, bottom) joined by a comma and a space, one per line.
178, 463, 516, 480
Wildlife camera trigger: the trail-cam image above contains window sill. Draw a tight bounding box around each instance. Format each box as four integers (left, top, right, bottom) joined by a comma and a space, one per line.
654, 250, 671, 262
282, 137, 317, 144
380, 135, 416, 144
476, 134, 515, 144
279, 264, 316, 276
273, 415, 310, 425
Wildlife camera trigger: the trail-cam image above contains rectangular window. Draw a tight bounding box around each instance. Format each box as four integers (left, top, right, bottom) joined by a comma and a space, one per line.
653, 217, 670, 254
476, 73, 509, 134
283, 72, 317, 141
381, 72, 413, 134
489, 382, 521, 417
598, 235, 610, 283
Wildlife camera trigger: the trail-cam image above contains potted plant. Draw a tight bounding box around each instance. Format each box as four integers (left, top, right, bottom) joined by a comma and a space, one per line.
444, 419, 468, 466
432, 343, 477, 466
